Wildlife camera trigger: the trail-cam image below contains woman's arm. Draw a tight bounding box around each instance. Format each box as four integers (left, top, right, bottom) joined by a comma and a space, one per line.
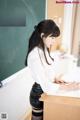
54, 74, 80, 91
59, 82, 80, 91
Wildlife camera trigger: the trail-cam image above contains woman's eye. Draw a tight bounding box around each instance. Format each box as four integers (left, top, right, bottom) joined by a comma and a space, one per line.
52, 37, 54, 39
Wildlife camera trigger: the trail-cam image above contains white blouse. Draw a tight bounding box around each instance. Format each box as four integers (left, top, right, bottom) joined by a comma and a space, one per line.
27, 47, 60, 95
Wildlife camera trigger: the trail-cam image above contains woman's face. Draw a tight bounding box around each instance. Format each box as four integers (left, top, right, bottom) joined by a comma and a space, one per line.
43, 34, 56, 48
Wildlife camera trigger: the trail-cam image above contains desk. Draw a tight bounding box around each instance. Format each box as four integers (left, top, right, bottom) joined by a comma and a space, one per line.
40, 94, 80, 120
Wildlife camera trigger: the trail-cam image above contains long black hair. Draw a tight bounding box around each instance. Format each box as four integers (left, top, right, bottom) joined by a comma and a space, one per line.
25, 19, 60, 66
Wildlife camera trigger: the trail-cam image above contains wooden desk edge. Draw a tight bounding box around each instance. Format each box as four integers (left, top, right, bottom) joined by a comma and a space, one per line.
40, 93, 80, 106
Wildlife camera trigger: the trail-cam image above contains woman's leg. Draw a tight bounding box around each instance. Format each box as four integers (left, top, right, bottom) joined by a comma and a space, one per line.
30, 82, 43, 120
31, 107, 43, 120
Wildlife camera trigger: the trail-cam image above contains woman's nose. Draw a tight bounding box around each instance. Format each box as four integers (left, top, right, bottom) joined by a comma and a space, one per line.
52, 40, 55, 45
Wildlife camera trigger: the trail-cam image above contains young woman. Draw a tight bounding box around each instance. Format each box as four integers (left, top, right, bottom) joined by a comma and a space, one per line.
25, 19, 80, 120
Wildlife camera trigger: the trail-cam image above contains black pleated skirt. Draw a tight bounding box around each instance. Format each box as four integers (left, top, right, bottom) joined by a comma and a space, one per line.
30, 82, 43, 118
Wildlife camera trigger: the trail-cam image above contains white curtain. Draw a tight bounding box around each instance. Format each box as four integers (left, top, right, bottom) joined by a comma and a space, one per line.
71, 4, 80, 62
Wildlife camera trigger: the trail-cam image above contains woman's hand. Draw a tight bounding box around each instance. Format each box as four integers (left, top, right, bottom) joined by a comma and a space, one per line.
54, 74, 67, 84
54, 74, 80, 91
60, 82, 80, 91
54, 79, 66, 84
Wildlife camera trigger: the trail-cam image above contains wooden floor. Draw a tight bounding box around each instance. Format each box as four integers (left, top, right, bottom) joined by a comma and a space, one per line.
20, 108, 31, 120
19, 108, 32, 120
24, 112, 31, 120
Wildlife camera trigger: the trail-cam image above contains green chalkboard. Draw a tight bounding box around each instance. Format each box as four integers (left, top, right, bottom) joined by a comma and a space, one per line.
0, 0, 45, 81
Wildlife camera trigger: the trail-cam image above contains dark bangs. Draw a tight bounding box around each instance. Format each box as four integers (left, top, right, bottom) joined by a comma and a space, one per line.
43, 22, 60, 38
51, 25, 60, 37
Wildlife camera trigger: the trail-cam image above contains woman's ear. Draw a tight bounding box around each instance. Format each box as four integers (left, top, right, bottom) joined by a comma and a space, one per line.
40, 33, 44, 39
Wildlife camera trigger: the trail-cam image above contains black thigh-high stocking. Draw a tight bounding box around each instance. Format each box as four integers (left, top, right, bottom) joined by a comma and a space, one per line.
31, 115, 43, 120
31, 108, 43, 120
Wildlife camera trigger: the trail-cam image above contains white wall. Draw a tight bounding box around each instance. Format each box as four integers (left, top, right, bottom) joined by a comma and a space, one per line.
0, 67, 34, 120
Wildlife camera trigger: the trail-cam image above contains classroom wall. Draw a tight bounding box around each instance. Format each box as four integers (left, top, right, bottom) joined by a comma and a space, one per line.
0, 0, 45, 81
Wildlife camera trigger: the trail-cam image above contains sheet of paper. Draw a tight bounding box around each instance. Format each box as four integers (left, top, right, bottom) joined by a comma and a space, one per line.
62, 67, 80, 82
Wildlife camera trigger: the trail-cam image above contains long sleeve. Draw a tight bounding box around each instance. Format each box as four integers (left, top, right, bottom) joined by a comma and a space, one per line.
27, 47, 60, 95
